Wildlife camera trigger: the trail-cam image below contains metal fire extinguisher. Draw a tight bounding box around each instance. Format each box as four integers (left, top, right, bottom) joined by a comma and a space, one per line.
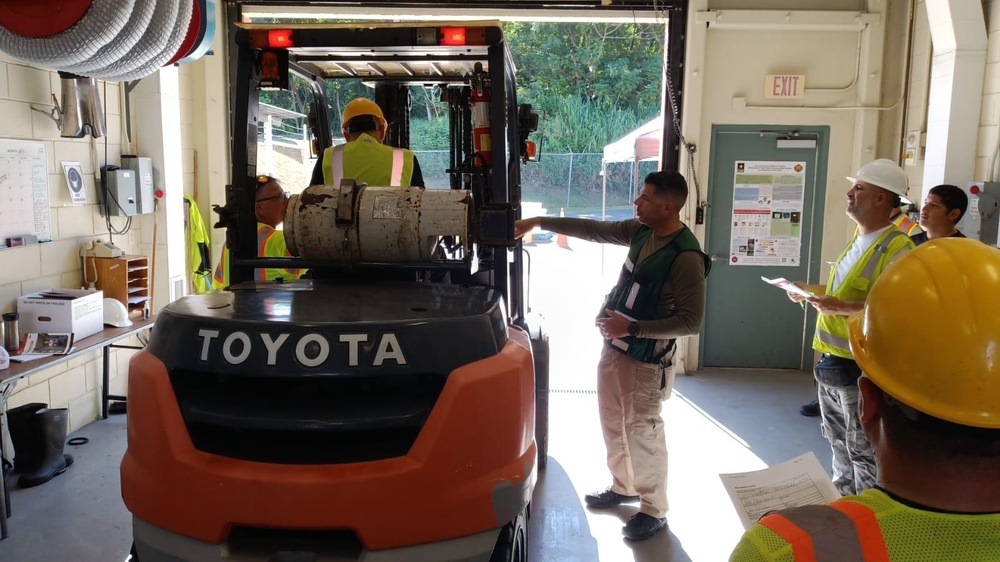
470, 63, 491, 165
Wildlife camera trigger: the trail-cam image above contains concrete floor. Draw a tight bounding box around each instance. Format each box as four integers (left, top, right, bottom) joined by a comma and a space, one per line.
0, 235, 832, 561
0, 368, 828, 562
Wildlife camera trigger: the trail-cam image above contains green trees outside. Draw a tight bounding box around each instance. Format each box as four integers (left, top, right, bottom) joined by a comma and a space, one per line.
261, 21, 667, 211
417, 22, 667, 210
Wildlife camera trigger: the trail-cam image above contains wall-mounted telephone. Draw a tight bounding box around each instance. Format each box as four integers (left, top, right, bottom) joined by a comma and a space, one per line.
80, 239, 123, 258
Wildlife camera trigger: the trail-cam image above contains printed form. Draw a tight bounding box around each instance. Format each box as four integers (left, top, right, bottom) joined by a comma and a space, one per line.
720, 452, 840, 530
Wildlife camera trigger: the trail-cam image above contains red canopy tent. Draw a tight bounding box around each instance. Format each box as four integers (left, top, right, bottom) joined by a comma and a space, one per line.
601, 115, 663, 219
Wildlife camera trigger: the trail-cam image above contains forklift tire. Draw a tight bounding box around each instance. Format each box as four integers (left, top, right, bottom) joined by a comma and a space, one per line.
489, 507, 527, 562
531, 332, 549, 471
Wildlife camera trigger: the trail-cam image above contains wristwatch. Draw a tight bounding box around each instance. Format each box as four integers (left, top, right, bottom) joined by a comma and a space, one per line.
627, 321, 639, 337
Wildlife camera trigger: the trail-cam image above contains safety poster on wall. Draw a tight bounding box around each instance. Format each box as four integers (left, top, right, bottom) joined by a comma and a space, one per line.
0, 139, 51, 243
730, 161, 805, 266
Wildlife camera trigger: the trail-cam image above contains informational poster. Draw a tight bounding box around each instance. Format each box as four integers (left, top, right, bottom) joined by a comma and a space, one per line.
0, 139, 51, 242
730, 161, 805, 266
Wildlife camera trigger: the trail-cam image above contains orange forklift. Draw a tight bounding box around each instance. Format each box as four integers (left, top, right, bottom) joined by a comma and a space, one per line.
121, 16, 547, 562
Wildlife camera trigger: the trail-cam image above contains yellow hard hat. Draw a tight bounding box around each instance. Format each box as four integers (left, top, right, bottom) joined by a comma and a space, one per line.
848, 238, 1000, 428
342, 98, 384, 128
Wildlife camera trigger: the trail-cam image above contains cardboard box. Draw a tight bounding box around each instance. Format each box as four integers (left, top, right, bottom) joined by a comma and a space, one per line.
18, 289, 104, 341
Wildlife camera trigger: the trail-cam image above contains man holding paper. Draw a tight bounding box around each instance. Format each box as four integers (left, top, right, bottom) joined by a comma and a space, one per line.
785, 159, 914, 497
514, 171, 709, 541
731, 239, 1000, 561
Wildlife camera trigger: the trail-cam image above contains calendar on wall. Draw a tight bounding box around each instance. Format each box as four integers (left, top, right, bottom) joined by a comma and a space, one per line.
0, 138, 51, 243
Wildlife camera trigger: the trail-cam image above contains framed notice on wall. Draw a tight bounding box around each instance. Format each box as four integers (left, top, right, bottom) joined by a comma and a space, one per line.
0, 139, 51, 243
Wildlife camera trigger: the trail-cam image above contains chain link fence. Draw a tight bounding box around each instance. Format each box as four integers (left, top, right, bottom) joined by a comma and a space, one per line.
415, 151, 659, 214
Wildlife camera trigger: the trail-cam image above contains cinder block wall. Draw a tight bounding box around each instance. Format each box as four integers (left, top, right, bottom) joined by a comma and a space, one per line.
0, 57, 144, 431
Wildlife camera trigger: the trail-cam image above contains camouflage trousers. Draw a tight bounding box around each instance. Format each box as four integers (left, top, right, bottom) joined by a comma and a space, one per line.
817, 379, 877, 496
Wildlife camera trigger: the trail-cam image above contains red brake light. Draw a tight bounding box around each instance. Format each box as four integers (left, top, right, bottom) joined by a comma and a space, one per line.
440, 27, 466, 46
268, 29, 293, 48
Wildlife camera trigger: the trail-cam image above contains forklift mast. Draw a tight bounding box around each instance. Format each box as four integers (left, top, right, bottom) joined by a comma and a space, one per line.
217, 17, 538, 326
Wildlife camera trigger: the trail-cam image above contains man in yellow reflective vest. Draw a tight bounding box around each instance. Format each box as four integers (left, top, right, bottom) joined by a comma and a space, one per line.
785, 159, 915, 497
730, 239, 1000, 562
212, 176, 303, 289
309, 98, 425, 188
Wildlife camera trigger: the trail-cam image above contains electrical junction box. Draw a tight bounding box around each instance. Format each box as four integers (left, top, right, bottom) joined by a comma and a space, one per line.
100, 168, 138, 217
121, 155, 155, 214
965, 181, 1000, 246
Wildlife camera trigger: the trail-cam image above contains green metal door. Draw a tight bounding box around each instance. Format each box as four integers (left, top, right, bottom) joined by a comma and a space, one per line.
700, 126, 828, 369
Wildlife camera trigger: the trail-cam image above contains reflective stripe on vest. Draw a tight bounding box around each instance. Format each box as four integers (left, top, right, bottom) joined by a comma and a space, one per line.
390, 148, 404, 185
892, 213, 920, 236
815, 229, 909, 356
256, 225, 274, 281
760, 503, 890, 562
326, 143, 405, 186
212, 224, 276, 287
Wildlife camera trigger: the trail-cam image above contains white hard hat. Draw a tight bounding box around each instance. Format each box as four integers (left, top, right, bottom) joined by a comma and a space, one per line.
846, 158, 910, 202
103, 298, 132, 328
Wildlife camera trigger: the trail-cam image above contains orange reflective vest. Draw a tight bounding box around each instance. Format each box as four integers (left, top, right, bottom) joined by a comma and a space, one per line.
758, 503, 890, 562
891, 212, 921, 236
853, 212, 922, 238
212, 223, 301, 289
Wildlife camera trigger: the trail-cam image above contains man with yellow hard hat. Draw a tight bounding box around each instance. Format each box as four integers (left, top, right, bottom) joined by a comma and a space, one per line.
310, 97, 425, 188
731, 238, 1000, 560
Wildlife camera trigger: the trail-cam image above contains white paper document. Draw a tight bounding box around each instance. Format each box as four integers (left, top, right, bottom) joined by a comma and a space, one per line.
761, 276, 816, 299
18, 333, 74, 355
720, 452, 841, 530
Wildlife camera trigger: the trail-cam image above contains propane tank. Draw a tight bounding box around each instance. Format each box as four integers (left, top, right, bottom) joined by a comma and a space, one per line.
470, 63, 491, 166
284, 184, 472, 264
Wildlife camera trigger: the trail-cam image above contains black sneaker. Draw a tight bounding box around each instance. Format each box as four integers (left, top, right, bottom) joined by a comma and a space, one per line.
799, 399, 820, 417
622, 513, 667, 541
583, 488, 640, 509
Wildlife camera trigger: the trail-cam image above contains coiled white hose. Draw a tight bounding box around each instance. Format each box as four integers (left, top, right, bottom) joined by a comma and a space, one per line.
61, 0, 157, 76
101, 0, 192, 82
0, 0, 135, 68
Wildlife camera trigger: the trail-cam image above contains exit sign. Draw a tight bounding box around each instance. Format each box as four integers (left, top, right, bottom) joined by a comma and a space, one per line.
765, 74, 805, 98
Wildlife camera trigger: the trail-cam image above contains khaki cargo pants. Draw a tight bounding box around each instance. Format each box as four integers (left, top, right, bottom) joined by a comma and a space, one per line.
597, 345, 674, 518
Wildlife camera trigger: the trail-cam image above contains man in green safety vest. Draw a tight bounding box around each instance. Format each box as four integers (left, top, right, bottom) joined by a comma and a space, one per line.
514, 171, 710, 542
731, 239, 1000, 562
310, 98, 425, 188
786, 159, 915, 497
212, 175, 302, 289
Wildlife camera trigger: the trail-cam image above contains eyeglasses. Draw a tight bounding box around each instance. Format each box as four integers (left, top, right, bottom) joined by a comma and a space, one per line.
256, 191, 288, 203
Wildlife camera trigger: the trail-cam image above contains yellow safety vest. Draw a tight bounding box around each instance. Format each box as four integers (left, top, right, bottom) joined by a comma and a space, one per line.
813, 229, 913, 358
184, 194, 213, 294
212, 223, 302, 290
321, 134, 415, 187
730, 488, 1000, 562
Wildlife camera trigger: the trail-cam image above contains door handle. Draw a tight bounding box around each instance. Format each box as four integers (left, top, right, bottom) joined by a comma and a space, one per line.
710, 254, 724, 262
